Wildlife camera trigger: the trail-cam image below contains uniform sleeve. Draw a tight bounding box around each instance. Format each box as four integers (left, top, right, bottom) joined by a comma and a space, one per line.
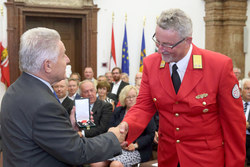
33, 102, 121, 165
123, 60, 157, 144
217, 58, 246, 167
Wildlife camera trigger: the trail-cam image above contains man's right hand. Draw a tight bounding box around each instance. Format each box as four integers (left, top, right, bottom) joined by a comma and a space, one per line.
108, 122, 128, 147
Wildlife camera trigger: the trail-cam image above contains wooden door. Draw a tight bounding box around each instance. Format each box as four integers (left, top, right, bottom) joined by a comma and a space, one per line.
25, 16, 82, 75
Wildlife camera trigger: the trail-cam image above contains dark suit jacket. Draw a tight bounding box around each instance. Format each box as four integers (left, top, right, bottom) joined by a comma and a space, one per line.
1, 72, 121, 167
110, 106, 155, 162
84, 99, 113, 137
110, 80, 129, 102
62, 96, 74, 115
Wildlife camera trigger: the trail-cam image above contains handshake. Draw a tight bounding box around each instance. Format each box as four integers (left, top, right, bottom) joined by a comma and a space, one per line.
108, 122, 128, 147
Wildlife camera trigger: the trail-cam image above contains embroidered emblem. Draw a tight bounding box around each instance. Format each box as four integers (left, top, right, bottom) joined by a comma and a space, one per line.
232, 84, 240, 99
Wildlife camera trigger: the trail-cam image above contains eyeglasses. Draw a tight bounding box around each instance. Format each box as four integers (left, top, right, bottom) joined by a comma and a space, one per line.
152, 33, 186, 49
126, 96, 137, 100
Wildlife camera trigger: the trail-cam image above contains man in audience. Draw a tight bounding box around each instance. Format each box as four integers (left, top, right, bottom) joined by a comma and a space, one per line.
79, 80, 113, 137
84, 67, 98, 87
135, 72, 142, 84
119, 9, 245, 167
121, 73, 129, 83
70, 72, 81, 81
68, 78, 81, 100
1, 27, 127, 166
233, 67, 242, 88
97, 75, 108, 83
53, 79, 74, 115
105, 71, 113, 84
110, 67, 129, 101
242, 78, 250, 165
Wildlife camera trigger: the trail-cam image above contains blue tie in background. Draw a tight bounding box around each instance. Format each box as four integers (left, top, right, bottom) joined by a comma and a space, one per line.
53, 91, 61, 103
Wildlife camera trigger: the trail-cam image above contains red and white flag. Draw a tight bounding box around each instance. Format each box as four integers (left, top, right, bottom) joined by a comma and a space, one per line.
109, 24, 117, 71
0, 42, 10, 87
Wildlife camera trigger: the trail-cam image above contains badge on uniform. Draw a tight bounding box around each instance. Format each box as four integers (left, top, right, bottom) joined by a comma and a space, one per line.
160, 60, 165, 68
232, 84, 240, 99
193, 55, 203, 69
195, 93, 208, 99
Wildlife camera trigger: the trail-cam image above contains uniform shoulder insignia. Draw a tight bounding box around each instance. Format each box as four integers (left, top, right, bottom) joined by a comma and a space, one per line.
160, 60, 165, 68
193, 55, 203, 69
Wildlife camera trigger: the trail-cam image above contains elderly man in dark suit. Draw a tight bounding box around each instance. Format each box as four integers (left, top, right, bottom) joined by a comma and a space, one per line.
0, 27, 127, 167
79, 80, 113, 137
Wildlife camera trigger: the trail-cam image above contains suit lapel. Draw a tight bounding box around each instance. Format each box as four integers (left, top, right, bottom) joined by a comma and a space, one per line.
159, 63, 176, 99
177, 45, 203, 100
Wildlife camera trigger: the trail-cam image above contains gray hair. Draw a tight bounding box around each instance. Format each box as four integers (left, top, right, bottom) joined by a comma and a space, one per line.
241, 78, 250, 89
19, 27, 61, 73
157, 8, 193, 39
79, 79, 96, 95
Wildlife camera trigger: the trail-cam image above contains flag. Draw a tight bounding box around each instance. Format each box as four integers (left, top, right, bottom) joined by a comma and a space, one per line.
121, 23, 129, 75
139, 28, 146, 72
109, 24, 117, 71
0, 42, 10, 87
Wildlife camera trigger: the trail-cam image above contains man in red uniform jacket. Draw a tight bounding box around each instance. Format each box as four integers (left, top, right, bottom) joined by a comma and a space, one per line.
120, 8, 246, 167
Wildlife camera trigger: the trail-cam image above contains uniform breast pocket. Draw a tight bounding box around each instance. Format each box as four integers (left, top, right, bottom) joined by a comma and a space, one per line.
188, 93, 218, 118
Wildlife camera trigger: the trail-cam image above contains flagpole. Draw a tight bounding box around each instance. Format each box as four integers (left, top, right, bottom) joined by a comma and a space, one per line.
143, 16, 146, 27
125, 13, 127, 23
0, 5, 3, 16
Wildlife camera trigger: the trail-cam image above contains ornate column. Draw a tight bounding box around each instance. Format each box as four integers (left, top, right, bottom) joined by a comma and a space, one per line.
204, 0, 247, 77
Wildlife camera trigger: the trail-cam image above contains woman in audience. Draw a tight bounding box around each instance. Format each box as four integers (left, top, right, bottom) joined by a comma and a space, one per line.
96, 81, 115, 110
91, 85, 155, 167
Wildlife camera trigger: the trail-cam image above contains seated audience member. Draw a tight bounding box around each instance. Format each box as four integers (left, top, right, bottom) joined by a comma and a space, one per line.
79, 80, 113, 137
135, 78, 142, 90
135, 72, 142, 84
84, 67, 98, 87
121, 73, 129, 83
105, 71, 113, 84
97, 81, 116, 110
53, 79, 74, 115
233, 67, 242, 88
97, 75, 108, 83
91, 85, 155, 167
68, 78, 81, 100
70, 72, 81, 81
242, 78, 250, 165
111, 67, 129, 103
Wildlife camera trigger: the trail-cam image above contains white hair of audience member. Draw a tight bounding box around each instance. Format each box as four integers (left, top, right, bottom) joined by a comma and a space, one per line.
241, 78, 250, 89
19, 27, 61, 74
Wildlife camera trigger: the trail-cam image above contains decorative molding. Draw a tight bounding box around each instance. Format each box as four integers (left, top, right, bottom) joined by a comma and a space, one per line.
14, 0, 94, 8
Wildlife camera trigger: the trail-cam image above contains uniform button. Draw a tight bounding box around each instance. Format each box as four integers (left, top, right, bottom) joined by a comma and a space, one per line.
176, 140, 180, 143
153, 98, 157, 102
202, 101, 206, 106
203, 109, 209, 113
175, 101, 179, 104
175, 113, 179, 117
176, 127, 180, 131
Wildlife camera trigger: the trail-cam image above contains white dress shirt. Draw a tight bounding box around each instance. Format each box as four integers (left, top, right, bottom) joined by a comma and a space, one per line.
169, 45, 193, 82
111, 80, 122, 95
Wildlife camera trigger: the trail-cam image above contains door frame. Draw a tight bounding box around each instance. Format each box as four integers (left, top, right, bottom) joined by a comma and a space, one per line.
5, 1, 99, 83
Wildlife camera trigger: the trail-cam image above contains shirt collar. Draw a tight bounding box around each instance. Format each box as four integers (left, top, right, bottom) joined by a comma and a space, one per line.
169, 44, 192, 73
26, 72, 54, 93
